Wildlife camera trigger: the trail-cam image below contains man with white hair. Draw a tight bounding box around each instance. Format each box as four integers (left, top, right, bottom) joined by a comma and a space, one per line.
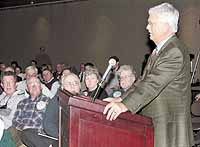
110, 65, 136, 98
104, 3, 194, 147
42, 73, 81, 145
13, 76, 53, 147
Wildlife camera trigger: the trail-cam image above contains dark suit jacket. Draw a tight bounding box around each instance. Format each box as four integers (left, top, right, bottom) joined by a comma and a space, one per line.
122, 36, 194, 147
43, 96, 59, 138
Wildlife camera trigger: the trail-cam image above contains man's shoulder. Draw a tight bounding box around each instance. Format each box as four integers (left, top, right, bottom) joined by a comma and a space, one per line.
0, 92, 6, 100
16, 80, 26, 90
14, 90, 25, 96
18, 97, 30, 105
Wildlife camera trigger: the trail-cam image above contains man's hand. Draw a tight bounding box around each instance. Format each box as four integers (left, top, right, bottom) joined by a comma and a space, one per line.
103, 97, 122, 103
103, 102, 128, 121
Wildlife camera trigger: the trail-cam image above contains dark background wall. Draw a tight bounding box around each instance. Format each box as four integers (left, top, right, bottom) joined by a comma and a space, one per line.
0, 0, 200, 77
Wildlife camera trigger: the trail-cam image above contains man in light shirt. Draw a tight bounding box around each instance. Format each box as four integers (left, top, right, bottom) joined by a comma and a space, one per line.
0, 71, 25, 129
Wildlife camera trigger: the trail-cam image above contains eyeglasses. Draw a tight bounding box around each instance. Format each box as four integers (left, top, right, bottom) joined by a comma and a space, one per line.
119, 75, 134, 80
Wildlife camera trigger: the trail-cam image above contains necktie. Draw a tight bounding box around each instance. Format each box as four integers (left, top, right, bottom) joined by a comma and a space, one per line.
152, 49, 158, 56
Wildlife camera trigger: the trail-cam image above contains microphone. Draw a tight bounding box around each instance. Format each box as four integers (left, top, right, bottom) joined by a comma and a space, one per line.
91, 58, 117, 102
101, 58, 117, 83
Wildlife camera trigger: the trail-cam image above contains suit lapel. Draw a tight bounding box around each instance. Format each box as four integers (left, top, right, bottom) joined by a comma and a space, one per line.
142, 35, 177, 79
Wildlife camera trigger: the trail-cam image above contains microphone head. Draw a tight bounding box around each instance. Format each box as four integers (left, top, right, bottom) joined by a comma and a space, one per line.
109, 58, 117, 66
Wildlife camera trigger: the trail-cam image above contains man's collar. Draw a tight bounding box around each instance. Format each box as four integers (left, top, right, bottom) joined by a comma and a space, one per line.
156, 34, 174, 52
1, 90, 19, 97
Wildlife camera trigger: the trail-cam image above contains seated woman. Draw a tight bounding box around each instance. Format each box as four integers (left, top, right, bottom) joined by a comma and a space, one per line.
43, 73, 81, 146
111, 65, 136, 98
83, 67, 108, 100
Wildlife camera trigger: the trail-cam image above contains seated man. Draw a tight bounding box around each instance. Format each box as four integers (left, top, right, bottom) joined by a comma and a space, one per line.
43, 73, 81, 141
0, 71, 25, 129
111, 65, 136, 98
17, 65, 54, 98
12, 77, 53, 147
0, 71, 25, 147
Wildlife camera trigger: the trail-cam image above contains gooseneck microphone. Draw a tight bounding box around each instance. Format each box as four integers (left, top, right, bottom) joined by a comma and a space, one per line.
91, 58, 117, 102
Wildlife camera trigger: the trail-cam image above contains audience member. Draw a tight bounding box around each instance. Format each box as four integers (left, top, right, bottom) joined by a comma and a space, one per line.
79, 62, 95, 93
15, 66, 25, 80
83, 67, 108, 100
53, 63, 64, 80
4, 66, 22, 82
61, 67, 71, 77
42, 67, 60, 97
0, 71, 25, 147
0, 71, 25, 129
43, 73, 81, 142
13, 77, 53, 147
10, 61, 19, 70
111, 65, 136, 98
30, 60, 41, 75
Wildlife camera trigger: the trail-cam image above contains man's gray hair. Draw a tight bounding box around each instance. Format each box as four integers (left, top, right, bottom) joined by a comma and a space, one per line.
149, 3, 179, 32
117, 65, 136, 78
26, 76, 41, 85
25, 65, 38, 74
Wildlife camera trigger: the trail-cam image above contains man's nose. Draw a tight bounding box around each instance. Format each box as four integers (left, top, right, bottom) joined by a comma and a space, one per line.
146, 24, 150, 30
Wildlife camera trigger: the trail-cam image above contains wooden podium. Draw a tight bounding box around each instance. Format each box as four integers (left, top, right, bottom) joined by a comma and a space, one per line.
58, 90, 154, 147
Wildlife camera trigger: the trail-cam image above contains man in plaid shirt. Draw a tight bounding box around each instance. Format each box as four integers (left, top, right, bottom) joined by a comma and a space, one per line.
12, 76, 54, 147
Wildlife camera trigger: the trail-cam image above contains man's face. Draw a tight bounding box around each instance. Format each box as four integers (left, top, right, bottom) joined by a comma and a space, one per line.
146, 14, 169, 44
119, 71, 135, 90
85, 74, 99, 91
25, 70, 37, 80
56, 64, 63, 73
1, 75, 16, 96
42, 70, 53, 82
27, 77, 41, 99
15, 67, 21, 75
63, 75, 80, 95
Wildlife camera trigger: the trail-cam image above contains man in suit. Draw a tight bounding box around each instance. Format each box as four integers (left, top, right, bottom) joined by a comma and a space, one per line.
103, 3, 194, 147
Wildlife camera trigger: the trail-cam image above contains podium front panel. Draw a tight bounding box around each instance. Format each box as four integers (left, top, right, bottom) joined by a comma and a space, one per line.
59, 91, 153, 147
70, 108, 151, 147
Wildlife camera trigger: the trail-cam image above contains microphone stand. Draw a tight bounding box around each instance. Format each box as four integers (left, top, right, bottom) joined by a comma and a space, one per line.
191, 49, 200, 84
91, 81, 104, 102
